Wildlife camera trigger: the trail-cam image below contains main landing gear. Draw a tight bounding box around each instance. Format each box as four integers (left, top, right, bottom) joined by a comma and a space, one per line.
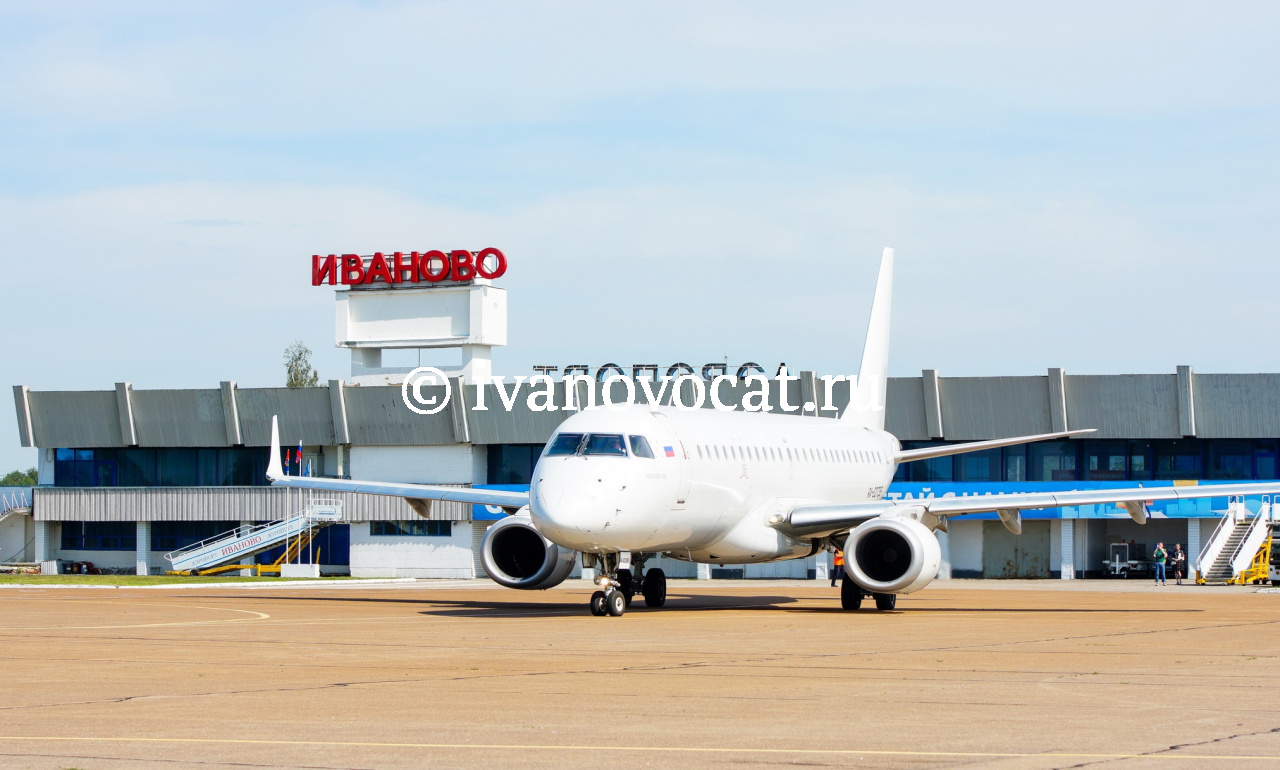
840, 575, 896, 612
585, 553, 667, 617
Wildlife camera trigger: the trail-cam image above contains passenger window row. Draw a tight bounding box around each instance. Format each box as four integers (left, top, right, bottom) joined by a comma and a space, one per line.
694, 444, 885, 465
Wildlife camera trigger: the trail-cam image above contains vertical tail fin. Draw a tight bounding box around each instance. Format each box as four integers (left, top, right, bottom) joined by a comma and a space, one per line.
266, 415, 284, 480
842, 247, 894, 429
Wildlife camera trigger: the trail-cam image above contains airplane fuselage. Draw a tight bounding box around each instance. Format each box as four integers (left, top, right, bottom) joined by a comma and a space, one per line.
528, 405, 899, 564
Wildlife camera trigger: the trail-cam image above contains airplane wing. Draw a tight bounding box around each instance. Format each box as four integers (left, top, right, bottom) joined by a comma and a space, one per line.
920, 482, 1280, 518
266, 416, 529, 512
772, 481, 1280, 538
894, 429, 1095, 463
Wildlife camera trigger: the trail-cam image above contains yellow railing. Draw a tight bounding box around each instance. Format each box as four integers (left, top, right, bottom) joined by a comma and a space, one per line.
1226, 533, 1273, 585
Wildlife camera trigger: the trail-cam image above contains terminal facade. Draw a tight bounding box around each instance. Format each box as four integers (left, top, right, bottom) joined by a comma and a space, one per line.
10, 366, 1280, 580
5, 251, 1276, 580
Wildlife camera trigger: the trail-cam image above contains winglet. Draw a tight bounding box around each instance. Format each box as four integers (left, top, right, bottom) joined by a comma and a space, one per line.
266, 415, 283, 480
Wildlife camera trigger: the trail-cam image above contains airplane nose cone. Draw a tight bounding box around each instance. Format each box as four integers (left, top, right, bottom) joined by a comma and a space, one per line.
530, 473, 590, 539
531, 466, 623, 545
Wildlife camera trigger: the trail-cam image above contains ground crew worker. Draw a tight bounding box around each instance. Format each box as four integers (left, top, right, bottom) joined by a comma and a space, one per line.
831, 549, 844, 587
1152, 542, 1167, 586
1171, 544, 1186, 585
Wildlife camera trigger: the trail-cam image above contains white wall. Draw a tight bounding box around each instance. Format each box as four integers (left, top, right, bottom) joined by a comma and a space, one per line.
37, 449, 54, 485
744, 555, 814, 578
1051, 520, 1062, 574
644, 554, 698, 579
349, 445, 485, 484
0, 515, 33, 562
935, 530, 951, 579
946, 520, 983, 578
349, 520, 476, 578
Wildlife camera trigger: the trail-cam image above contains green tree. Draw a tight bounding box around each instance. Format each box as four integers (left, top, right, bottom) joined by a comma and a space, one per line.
284, 340, 320, 388
1, 467, 36, 486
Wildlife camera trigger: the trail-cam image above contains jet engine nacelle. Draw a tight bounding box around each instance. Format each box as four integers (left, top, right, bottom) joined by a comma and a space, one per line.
480, 513, 577, 590
844, 516, 941, 595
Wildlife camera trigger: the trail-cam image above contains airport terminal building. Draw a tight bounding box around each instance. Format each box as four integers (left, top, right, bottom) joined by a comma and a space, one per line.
6, 251, 1279, 581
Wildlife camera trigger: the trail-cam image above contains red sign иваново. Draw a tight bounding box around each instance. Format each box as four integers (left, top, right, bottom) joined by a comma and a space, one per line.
312, 248, 506, 286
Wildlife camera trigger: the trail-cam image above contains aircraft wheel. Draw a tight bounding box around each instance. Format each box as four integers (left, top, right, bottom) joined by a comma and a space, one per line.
617, 569, 633, 607
590, 591, 608, 616
606, 590, 627, 617
643, 569, 667, 607
874, 593, 897, 611
840, 576, 863, 610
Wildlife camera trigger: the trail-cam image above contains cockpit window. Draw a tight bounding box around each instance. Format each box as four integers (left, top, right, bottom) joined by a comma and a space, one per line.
545, 433, 585, 456
583, 434, 628, 457
629, 435, 655, 459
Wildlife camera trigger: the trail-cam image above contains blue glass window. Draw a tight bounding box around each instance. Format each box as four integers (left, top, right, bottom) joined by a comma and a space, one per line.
1208, 440, 1253, 480
956, 448, 1000, 481
1029, 441, 1078, 481
1154, 440, 1201, 480
1256, 440, 1278, 479
583, 434, 627, 456
55, 447, 269, 487
628, 436, 655, 459
1003, 446, 1027, 481
61, 521, 136, 551
151, 521, 240, 552
545, 433, 585, 457
370, 520, 451, 537
1084, 440, 1127, 481
487, 444, 542, 484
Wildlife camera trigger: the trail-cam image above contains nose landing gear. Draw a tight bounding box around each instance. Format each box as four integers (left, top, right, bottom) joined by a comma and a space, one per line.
584, 553, 666, 616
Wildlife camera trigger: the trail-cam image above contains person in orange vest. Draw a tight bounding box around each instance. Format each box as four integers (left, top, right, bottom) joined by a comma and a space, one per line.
830, 549, 844, 587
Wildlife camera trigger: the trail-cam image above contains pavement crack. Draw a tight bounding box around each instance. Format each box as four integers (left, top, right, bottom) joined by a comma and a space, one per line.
0, 750, 370, 769
1051, 724, 1280, 768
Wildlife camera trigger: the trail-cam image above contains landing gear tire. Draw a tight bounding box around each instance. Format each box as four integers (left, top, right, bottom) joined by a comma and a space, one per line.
840, 576, 863, 610
873, 593, 897, 611
590, 591, 608, 616
642, 568, 667, 608
617, 569, 633, 607
606, 590, 627, 617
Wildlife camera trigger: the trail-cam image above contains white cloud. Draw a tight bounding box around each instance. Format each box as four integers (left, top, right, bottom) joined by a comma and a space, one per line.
3, 2, 1278, 131
1, 2, 1279, 472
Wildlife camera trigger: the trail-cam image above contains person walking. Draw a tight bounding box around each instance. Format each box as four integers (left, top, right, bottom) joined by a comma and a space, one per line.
1152, 542, 1168, 586
831, 549, 844, 587
1171, 543, 1187, 586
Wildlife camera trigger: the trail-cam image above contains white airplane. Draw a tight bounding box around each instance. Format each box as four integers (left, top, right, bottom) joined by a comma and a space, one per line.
269, 248, 1280, 616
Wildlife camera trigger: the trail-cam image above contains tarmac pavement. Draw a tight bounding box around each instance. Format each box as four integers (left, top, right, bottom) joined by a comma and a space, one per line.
0, 579, 1276, 769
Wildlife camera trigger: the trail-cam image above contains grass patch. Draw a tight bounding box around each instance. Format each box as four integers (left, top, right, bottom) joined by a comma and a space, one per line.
0, 574, 356, 586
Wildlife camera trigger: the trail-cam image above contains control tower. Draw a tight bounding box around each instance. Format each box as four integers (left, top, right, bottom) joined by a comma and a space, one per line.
320, 250, 507, 386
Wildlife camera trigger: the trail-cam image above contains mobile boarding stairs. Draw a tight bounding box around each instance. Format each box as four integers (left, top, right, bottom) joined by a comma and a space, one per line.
164, 497, 343, 576
1196, 495, 1275, 585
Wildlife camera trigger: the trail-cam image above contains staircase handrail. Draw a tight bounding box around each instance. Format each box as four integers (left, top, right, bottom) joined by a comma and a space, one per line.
163, 521, 271, 563
0, 487, 32, 515
164, 508, 337, 572
1196, 496, 1239, 574
1228, 502, 1271, 577
162, 504, 342, 563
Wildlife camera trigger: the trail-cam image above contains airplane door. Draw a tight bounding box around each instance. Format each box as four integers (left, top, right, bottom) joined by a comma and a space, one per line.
652, 412, 691, 506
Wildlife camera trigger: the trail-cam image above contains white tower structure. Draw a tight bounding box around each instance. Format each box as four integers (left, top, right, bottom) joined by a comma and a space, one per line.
331, 253, 507, 386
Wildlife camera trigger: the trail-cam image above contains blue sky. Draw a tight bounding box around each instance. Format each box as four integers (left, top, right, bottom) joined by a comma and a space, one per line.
2, 2, 1278, 472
